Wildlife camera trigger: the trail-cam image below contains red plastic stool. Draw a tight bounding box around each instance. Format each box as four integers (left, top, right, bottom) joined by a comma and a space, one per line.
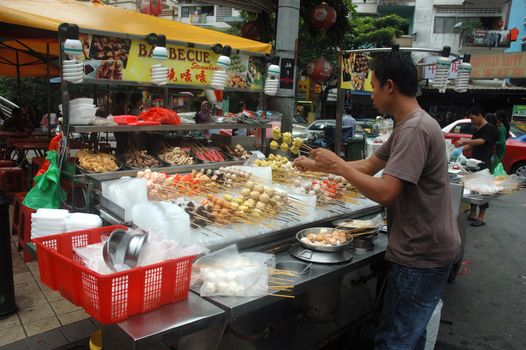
11, 192, 36, 262
0, 160, 16, 167
0, 167, 26, 194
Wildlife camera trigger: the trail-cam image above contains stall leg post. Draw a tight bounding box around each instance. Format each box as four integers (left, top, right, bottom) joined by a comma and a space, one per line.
0, 192, 17, 316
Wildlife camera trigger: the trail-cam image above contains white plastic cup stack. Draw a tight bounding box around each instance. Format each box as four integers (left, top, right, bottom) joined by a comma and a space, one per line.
31, 209, 69, 239
151, 64, 169, 85
66, 213, 102, 232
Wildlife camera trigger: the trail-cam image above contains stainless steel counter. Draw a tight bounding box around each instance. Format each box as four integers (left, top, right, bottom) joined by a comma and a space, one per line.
102, 293, 227, 350
197, 234, 387, 320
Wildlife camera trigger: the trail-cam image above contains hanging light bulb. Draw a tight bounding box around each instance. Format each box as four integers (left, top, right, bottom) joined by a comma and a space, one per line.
265, 56, 281, 96
455, 54, 471, 93
151, 34, 169, 85
211, 45, 232, 90
432, 46, 452, 94
61, 24, 84, 84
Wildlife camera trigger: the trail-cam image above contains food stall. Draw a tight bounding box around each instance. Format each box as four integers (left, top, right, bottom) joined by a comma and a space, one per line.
1, 4, 468, 349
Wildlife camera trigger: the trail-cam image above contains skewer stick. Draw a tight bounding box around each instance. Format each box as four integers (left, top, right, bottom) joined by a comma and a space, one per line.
268, 294, 295, 299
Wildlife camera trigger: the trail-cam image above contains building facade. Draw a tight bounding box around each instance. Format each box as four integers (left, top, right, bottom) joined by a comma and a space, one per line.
102, 0, 241, 28
352, 0, 519, 55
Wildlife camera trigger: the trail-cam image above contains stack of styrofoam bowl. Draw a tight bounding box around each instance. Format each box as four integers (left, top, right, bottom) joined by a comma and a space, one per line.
69, 98, 97, 125
31, 209, 69, 239
151, 64, 169, 85
62, 60, 84, 84
66, 213, 102, 232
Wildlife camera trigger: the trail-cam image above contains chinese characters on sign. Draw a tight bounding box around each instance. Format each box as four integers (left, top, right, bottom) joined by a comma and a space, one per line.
79, 33, 264, 91
470, 52, 526, 79
280, 58, 295, 89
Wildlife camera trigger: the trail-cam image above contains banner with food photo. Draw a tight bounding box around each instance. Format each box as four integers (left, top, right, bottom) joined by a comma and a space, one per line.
76, 33, 264, 91
340, 53, 373, 92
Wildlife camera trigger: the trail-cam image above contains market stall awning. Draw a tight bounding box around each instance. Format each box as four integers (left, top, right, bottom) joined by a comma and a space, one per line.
0, 0, 272, 77
0, 40, 60, 77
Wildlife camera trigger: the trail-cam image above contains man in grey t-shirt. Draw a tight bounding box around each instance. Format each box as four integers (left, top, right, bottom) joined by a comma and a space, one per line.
295, 51, 460, 350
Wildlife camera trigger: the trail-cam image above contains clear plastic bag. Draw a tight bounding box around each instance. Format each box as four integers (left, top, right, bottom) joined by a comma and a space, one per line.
102, 177, 148, 222
132, 201, 192, 243
463, 169, 500, 195
73, 240, 115, 275
192, 245, 274, 297
137, 239, 206, 267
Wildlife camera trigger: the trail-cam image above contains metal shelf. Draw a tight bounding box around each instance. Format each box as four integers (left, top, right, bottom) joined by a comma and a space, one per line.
81, 160, 246, 182
70, 123, 272, 133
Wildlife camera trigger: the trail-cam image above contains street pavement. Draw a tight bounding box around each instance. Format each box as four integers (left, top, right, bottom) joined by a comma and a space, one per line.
436, 189, 526, 350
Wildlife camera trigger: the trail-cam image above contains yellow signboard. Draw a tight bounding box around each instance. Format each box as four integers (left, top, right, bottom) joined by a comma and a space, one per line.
78, 33, 264, 90
340, 53, 373, 92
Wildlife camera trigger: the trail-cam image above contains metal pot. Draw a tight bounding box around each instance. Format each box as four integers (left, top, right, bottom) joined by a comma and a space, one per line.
296, 227, 353, 253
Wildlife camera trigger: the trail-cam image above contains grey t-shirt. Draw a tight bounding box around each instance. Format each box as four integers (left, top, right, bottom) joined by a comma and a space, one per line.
375, 110, 460, 268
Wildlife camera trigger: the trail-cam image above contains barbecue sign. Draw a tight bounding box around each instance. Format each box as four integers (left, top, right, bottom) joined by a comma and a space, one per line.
76, 33, 264, 91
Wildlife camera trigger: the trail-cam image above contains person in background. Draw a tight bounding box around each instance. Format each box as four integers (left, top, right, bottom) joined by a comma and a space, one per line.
1, 108, 33, 133
112, 92, 128, 116
195, 101, 211, 124
457, 106, 496, 227
295, 51, 460, 349
23, 105, 38, 128
233, 102, 247, 137
496, 111, 510, 139
491, 112, 509, 172
342, 107, 356, 139
129, 92, 144, 116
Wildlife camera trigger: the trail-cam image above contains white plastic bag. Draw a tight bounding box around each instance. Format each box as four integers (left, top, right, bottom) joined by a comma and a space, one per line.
102, 177, 148, 222
137, 239, 206, 267
132, 201, 191, 243
73, 240, 115, 275
192, 245, 274, 297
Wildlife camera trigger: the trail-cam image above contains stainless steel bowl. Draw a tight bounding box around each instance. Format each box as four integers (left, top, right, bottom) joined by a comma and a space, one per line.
296, 227, 353, 253
330, 219, 380, 239
103, 228, 148, 270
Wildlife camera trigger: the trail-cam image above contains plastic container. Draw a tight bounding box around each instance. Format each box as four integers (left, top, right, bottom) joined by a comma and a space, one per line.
33, 226, 195, 324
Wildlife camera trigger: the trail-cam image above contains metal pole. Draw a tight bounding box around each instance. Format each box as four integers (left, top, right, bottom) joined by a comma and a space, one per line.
0, 192, 17, 316
272, 0, 300, 133
334, 53, 344, 157
46, 43, 52, 139
15, 50, 21, 103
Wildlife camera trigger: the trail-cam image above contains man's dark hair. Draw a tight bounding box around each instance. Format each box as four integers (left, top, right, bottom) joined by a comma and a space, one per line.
370, 51, 418, 97
465, 105, 484, 117
345, 108, 352, 115
129, 92, 143, 107
485, 113, 497, 126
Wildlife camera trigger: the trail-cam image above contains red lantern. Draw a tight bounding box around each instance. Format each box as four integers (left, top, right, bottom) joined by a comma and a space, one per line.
241, 20, 261, 41
310, 3, 337, 30
140, 0, 162, 17
306, 57, 333, 82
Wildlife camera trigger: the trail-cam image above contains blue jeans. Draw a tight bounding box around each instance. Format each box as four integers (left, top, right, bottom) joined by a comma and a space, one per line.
375, 262, 453, 350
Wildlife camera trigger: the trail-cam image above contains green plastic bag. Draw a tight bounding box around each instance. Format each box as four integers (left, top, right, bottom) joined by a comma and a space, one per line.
493, 162, 507, 178
22, 151, 66, 210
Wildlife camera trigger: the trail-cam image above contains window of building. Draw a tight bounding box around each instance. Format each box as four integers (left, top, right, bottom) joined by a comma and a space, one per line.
181, 5, 214, 18
433, 16, 496, 33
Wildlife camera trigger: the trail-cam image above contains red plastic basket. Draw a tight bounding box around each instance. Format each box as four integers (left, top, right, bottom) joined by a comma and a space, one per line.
33, 226, 195, 324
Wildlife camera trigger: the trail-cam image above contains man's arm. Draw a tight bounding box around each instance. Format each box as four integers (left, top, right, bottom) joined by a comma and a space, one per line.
294, 150, 402, 207
337, 164, 402, 207
461, 138, 486, 147
347, 155, 387, 176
